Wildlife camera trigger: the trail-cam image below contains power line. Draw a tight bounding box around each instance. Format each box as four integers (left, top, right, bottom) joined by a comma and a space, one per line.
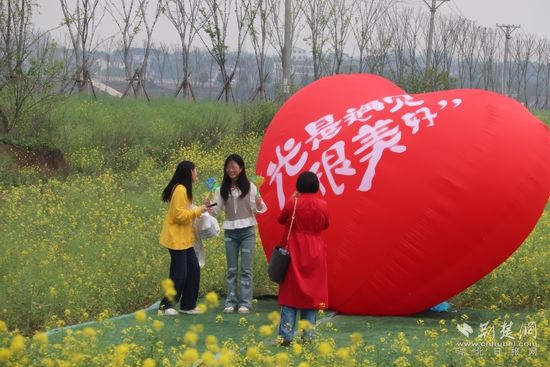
449, 0, 465, 18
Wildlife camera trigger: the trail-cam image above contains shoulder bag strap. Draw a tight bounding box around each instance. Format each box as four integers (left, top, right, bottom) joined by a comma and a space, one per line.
283, 197, 298, 248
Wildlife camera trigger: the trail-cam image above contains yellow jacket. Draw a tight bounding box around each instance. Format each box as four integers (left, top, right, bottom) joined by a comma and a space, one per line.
159, 185, 202, 250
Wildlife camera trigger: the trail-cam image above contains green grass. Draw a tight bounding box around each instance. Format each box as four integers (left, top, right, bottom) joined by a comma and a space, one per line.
39, 297, 547, 366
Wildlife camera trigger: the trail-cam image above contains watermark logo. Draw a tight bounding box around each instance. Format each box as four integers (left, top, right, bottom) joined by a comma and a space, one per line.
456, 322, 474, 337
454, 320, 538, 357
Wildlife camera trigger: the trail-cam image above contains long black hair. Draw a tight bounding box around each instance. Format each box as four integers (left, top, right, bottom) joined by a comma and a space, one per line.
162, 160, 195, 202
220, 154, 250, 201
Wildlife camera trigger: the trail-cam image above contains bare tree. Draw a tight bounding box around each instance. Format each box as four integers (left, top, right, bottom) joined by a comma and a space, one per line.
404, 8, 424, 82
102, 36, 116, 83
164, 0, 202, 100
244, 0, 272, 100
199, 0, 249, 103
480, 27, 500, 91
365, 16, 394, 75
511, 33, 536, 106
432, 15, 461, 75
59, 0, 102, 95
152, 42, 170, 88
107, 0, 142, 97
266, 0, 303, 86
350, 0, 394, 73
456, 19, 482, 88
532, 39, 548, 108
301, 0, 331, 80
544, 43, 550, 109
119, 0, 163, 100
327, 0, 352, 74
0, 0, 66, 133
387, 8, 411, 86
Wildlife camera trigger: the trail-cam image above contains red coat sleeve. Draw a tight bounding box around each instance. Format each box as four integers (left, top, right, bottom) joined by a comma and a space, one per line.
277, 198, 292, 225
319, 199, 329, 230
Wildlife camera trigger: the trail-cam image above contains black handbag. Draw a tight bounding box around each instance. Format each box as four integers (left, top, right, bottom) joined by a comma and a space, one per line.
268, 197, 298, 284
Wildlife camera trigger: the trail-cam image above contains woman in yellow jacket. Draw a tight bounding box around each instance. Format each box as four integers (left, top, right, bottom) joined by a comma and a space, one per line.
159, 160, 210, 315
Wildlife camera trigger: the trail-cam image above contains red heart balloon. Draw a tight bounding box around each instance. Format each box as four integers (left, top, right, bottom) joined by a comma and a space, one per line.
256, 74, 550, 315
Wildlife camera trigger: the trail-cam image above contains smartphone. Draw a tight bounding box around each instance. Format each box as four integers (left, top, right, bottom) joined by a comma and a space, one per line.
207, 202, 218, 208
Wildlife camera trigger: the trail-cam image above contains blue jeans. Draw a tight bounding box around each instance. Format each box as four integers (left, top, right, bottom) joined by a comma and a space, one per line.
224, 226, 256, 309
159, 248, 200, 311
278, 306, 317, 342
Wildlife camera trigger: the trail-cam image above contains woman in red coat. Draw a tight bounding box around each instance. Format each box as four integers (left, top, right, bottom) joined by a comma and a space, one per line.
277, 171, 329, 345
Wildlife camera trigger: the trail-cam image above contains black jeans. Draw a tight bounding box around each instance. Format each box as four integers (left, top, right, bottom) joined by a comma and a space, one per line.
160, 248, 200, 311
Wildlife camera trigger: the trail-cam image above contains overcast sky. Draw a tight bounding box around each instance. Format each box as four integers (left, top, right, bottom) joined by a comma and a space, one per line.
34, 0, 550, 52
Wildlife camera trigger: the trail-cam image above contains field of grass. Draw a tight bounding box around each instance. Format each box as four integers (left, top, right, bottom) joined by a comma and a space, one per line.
0, 296, 547, 366
0, 97, 548, 365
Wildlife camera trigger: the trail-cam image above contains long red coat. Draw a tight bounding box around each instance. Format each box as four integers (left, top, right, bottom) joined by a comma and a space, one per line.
277, 193, 329, 309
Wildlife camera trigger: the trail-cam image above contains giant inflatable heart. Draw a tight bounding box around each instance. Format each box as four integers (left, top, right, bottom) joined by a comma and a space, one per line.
256, 74, 550, 315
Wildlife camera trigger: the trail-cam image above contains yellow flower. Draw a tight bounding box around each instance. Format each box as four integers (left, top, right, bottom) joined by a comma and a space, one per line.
190, 324, 204, 333
268, 311, 280, 325
218, 348, 235, 366
205, 335, 218, 345
113, 343, 130, 365
71, 354, 86, 363
9, 335, 25, 353
275, 352, 290, 366
292, 342, 303, 355
350, 332, 362, 344
336, 347, 351, 360
32, 332, 49, 345
215, 315, 224, 323
0, 320, 8, 333
0, 348, 12, 363
246, 346, 260, 361
180, 348, 199, 365
298, 319, 313, 331
318, 341, 332, 356
201, 351, 215, 366
135, 310, 147, 322
254, 175, 265, 187
205, 292, 219, 308
184, 331, 199, 346
153, 320, 164, 332
142, 358, 156, 367
259, 325, 273, 337
83, 327, 97, 337
161, 278, 177, 300
394, 356, 410, 367
298, 362, 310, 367
197, 303, 207, 314
205, 335, 219, 352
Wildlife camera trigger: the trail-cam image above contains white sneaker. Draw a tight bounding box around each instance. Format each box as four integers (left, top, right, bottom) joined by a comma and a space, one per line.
179, 307, 203, 315
223, 306, 235, 313
158, 308, 178, 316
238, 306, 250, 314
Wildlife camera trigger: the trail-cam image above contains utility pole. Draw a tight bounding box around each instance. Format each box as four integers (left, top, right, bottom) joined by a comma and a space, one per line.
423, 0, 450, 71
497, 24, 520, 96
282, 0, 292, 100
